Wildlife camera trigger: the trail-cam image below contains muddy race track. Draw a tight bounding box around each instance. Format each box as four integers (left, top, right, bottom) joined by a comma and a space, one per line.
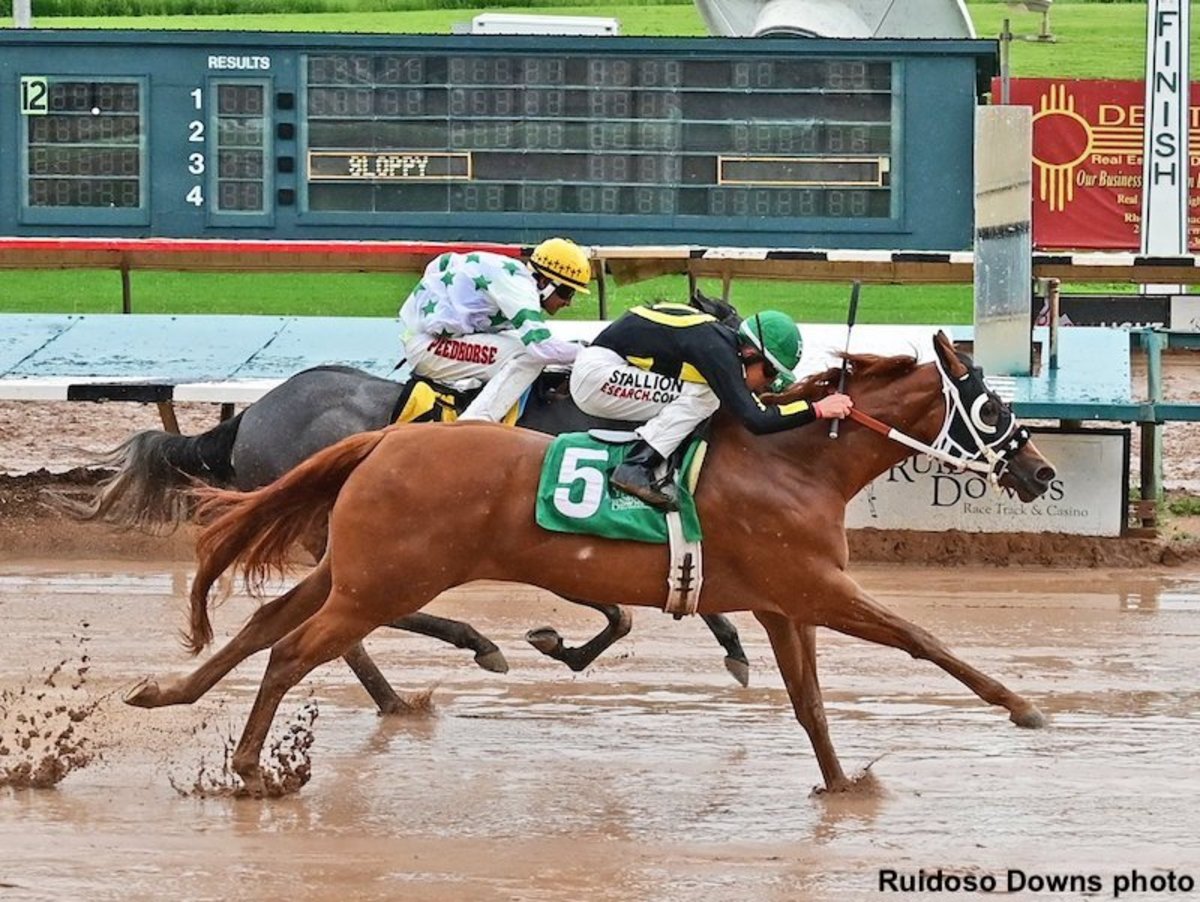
0, 562, 1198, 901
1, 399, 1199, 901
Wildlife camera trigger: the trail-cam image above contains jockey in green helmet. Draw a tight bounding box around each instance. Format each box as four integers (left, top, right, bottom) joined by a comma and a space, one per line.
569, 303, 853, 511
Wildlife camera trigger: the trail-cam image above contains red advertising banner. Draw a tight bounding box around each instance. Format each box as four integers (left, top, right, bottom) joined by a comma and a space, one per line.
993, 78, 1200, 251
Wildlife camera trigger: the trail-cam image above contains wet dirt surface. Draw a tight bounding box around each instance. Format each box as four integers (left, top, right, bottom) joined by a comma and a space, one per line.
0, 564, 1197, 901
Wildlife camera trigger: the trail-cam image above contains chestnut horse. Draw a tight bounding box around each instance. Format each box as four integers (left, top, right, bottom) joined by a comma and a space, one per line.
132, 332, 1056, 795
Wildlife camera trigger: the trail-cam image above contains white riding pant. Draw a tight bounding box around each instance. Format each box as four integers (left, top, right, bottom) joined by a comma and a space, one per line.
570, 346, 720, 457
403, 331, 541, 422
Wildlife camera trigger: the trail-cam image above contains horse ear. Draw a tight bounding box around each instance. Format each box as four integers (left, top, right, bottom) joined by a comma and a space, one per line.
690, 290, 742, 328
933, 331, 969, 379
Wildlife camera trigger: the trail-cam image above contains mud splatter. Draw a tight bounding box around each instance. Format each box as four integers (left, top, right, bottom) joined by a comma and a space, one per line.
384, 685, 437, 716
0, 631, 99, 789
169, 700, 320, 799
810, 757, 887, 799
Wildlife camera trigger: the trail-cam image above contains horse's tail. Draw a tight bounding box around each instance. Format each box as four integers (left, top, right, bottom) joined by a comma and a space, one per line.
186, 428, 390, 654
49, 413, 243, 533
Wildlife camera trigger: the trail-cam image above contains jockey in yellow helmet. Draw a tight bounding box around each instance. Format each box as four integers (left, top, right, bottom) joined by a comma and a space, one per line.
398, 237, 590, 422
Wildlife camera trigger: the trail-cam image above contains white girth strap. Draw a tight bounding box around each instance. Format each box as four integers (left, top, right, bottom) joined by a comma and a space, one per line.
664, 510, 703, 616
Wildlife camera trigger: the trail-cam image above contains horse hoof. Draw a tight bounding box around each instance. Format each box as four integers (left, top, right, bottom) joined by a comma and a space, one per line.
376, 695, 412, 716
234, 763, 267, 798
724, 656, 750, 688
474, 649, 509, 674
525, 627, 564, 656
376, 688, 436, 717
812, 776, 857, 796
236, 779, 267, 799
1011, 705, 1048, 729
812, 770, 884, 798
124, 678, 161, 708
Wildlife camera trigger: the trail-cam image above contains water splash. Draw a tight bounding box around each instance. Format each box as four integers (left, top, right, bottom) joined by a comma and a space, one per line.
168, 700, 321, 798
0, 629, 98, 789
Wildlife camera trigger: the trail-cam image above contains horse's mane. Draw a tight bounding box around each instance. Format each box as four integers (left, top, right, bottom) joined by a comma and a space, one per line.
761, 351, 919, 407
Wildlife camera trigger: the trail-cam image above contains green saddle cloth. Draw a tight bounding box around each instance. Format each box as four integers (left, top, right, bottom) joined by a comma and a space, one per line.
535, 433, 704, 544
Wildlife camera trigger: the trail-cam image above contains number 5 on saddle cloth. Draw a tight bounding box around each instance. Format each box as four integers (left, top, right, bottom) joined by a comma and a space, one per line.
536, 431, 708, 616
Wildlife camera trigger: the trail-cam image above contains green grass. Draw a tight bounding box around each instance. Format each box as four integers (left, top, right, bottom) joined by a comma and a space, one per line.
21, 3, 1183, 79
0, 269, 973, 323
7, 0, 688, 12
1166, 494, 1200, 518
35, 5, 709, 34
0, 2, 1165, 320
970, 4, 1168, 81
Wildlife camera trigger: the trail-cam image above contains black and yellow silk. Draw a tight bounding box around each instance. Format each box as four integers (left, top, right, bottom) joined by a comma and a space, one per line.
591, 303, 817, 434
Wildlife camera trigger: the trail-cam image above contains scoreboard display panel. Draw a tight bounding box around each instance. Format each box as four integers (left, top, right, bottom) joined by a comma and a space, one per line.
20, 77, 145, 218
0, 31, 998, 248
301, 53, 892, 220
213, 81, 271, 215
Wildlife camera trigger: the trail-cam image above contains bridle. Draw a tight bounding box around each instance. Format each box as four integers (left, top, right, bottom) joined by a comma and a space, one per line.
844, 353, 1030, 487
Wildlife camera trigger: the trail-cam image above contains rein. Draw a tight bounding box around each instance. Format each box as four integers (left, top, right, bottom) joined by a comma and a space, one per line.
846, 408, 994, 476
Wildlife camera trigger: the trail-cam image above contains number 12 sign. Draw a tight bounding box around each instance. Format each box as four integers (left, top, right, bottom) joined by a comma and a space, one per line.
20, 76, 48, 115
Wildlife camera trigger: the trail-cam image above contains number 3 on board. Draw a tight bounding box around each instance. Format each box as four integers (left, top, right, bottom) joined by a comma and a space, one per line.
20, 76, 48, 115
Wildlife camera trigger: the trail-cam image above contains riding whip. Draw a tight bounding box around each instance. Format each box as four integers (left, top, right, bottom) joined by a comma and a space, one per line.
829, 281, 861, 439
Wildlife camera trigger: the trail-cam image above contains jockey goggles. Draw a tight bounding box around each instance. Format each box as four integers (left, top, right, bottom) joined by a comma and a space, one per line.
539, 281, 576, 303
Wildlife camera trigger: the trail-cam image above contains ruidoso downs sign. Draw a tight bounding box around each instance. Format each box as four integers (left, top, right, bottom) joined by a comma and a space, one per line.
846, 429, 1129, 537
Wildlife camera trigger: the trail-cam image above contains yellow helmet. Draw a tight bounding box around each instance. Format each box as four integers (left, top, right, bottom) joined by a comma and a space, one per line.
530, 237, 591, 294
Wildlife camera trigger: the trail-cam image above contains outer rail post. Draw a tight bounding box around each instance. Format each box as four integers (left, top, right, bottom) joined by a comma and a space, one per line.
1047, 277, 1061, 371
1139, 328, 1164, 526
120, 261, 133, 314
156, 401, 180, 435
595, 257, 608, 320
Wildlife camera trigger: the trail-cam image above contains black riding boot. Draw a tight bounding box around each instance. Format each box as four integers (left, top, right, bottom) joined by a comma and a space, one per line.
611, 440, 679, 512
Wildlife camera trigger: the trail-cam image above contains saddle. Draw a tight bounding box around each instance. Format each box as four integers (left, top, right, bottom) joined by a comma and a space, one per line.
388, 376, 475, 425
388, 375, 524, 427
388, 366, 581, 426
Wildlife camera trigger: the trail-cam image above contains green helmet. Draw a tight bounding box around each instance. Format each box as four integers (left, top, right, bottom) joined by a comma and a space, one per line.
738, 311, 801, 389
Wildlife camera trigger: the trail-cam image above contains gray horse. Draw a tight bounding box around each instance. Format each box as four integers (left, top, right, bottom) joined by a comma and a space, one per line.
67, 300, 751, 711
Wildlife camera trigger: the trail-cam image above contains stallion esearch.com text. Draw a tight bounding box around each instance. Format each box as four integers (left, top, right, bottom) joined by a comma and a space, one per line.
877, 868, 1195, 896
